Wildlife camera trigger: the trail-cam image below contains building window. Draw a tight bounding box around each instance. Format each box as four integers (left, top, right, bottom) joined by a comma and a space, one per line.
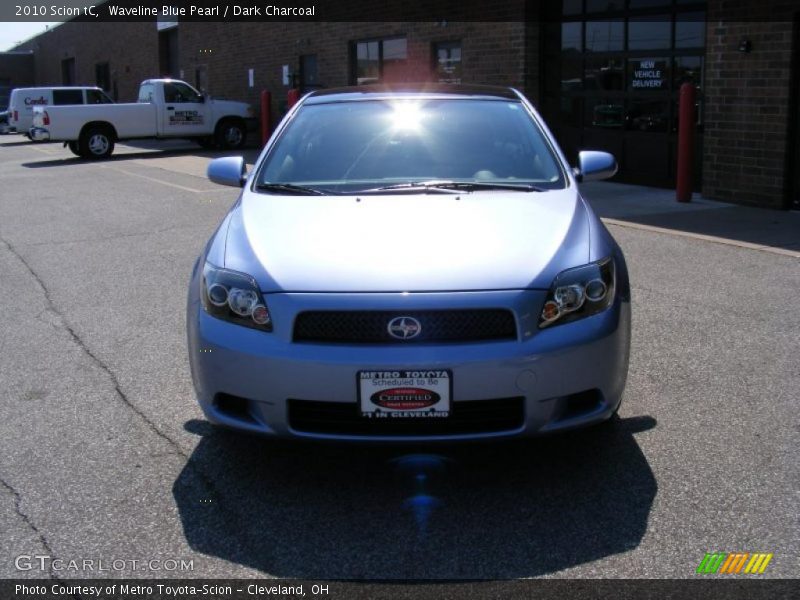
628, 0, 671, 7
195, 65, 208, 93
61, 58, 75, 85
585, 20, 624, 52
158, 28, 179, 78
0, 78, 10, 109
587, 0, 625, 12
548, 0, 707, 186
95, 62, 110, 92
561, 22, 582, 51
300, 54, 319, 92
628, 16, 671, 50
556, 0, 706, 133
352, 37, 407, 85
675, 12, 705, 48
433, 41, 462, 83
674, 55, 703, 88
585, 57, 625, 90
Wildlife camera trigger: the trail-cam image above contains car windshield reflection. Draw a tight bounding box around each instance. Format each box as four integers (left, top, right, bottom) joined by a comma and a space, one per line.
255, 99, 566, 194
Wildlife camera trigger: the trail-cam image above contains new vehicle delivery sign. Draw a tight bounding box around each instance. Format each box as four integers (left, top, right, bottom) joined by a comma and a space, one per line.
630, 59, 666, 89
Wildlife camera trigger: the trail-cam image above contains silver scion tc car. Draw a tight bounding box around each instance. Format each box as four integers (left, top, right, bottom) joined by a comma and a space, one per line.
187, 84, 631, 441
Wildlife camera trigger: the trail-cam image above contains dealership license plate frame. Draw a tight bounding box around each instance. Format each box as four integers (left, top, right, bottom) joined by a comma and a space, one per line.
358, 370, 452, 419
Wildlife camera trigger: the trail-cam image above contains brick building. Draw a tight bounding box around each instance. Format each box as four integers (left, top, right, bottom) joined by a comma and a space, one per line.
0, 51, 34, 108
4, 0, 799, 210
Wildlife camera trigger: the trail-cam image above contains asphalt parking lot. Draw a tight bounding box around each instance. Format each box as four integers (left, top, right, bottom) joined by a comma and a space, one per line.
0, 135, 797, 580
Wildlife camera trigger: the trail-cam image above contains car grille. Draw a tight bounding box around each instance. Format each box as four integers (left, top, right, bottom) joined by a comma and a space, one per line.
292, 309, 517, 344
287, 397, 525, 436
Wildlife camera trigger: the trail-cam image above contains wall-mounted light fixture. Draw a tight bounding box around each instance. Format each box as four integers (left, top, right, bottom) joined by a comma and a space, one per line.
738, 38, 752, 53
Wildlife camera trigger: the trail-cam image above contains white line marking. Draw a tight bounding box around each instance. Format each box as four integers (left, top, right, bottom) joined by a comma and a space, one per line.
102, 165, 222, 193
28, 145, 58, 155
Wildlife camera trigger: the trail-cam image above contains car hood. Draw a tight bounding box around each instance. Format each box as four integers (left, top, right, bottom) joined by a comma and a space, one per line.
223, 187, 590, 292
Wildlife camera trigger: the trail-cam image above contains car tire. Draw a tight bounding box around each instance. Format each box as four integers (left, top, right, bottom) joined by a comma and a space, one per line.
215, 119, 246, 150
79, 126, 115, 159
67, 141, 83, 157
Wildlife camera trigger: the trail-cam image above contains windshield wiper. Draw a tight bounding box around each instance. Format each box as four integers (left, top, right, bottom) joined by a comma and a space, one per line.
357, 182, 461, 194
254, 183, 328, 195
422, 180, 546, 192
361, 180, 545, 193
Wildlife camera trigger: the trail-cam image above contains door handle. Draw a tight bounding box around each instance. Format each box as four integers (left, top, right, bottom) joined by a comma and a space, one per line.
167, 106, 174, 110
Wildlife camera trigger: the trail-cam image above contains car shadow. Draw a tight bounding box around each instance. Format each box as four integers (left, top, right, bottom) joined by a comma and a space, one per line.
0, 139, 40, 147
173, 415, 657, 578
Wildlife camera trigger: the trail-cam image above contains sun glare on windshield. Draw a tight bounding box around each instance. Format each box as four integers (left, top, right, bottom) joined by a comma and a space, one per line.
389, 101, 425, 131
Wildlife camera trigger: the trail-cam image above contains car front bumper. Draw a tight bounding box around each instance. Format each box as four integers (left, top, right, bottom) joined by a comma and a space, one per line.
187, 266, 631, 442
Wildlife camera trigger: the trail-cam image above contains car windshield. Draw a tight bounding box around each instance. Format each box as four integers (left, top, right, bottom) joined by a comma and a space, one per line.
256, 98, 565, 194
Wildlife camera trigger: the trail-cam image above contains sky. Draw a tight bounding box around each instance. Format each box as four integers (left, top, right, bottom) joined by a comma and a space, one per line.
0, 22, 60, 51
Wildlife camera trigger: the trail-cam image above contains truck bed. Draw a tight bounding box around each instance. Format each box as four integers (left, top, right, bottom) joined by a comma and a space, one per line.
33, 103, 158, 141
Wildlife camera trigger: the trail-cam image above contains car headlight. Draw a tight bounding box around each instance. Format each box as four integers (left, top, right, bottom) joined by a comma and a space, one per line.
201, 262, 273, 331
539, 257, 615, 328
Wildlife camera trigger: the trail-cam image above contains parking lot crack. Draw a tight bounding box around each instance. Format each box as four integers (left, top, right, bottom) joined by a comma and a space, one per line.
1, 235, 183, 452
0, 475, 58, 578
0, 235, 253, 554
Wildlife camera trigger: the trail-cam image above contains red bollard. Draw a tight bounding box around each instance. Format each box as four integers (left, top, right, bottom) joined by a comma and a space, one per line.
676, 82, 696, 203
260, 90, 272, 147
287, 88, 301, 109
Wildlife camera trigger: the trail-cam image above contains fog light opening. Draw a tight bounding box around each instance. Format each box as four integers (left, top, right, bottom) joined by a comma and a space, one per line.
214, 393, 257, 423
560, 390, 603, 420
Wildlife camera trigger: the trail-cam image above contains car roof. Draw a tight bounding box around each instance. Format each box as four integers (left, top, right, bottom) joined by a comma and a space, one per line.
11, 86, 100, 94
304, 83, 521, 104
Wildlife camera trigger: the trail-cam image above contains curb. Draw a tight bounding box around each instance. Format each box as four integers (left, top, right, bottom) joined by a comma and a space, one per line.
601, 218, 800, 259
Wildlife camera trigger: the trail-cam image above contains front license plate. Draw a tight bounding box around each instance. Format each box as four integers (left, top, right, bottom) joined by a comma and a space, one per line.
358, 370, 451, 419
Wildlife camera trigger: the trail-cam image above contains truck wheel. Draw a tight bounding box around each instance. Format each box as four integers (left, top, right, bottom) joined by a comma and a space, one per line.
79, 126, 115, 159
67, 141, 83, 157
216, 119, 246, 150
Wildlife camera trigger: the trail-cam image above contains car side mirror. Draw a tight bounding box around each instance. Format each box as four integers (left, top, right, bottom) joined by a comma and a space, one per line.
207, 156, 246, 188
575, 150, 618, 182
197, 94, 205, 103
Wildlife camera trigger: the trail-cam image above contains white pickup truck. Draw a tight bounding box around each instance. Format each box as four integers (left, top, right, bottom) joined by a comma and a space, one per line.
31, 79, 255, 158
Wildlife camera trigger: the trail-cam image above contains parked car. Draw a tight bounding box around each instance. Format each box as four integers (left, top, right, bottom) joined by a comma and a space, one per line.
187, 84, 631, 442
30, 79, 255, 158
7, 86, 112, 138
